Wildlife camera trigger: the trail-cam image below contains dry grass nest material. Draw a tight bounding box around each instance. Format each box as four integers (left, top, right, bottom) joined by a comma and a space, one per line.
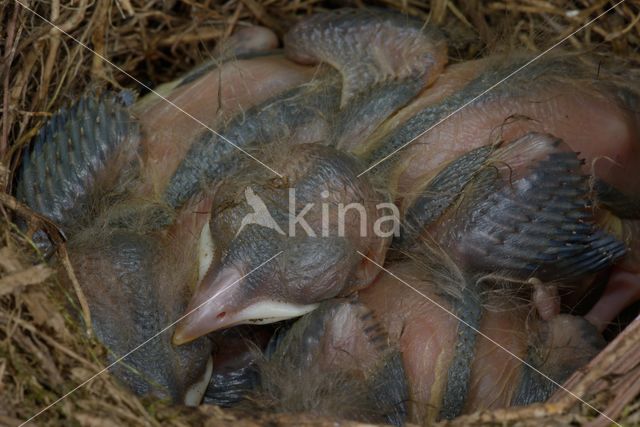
1, 1, 640, 426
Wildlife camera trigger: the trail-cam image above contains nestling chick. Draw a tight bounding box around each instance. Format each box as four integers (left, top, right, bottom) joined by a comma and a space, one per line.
359, 261, 605, 423
250, 298, 408, 426
173, 143, 392, 343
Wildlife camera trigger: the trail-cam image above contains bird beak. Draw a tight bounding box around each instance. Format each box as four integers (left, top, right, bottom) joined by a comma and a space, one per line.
173, 263, 318, 345
183, 355, 213, 406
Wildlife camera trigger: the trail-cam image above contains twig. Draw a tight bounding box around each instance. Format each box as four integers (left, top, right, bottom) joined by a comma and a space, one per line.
57, 243, 93, 338
0, 191, 93, 337
117, 0, 135, 18
37, 0, 61, 103
40, 0, 89, 103
548, 316, 640, 425
90, 0, 109, 80
158, 27, 224, 46
52, 0, 88, 33
240, 0, 283, 34
1, 3, 22, 167
0, 313, 98, 370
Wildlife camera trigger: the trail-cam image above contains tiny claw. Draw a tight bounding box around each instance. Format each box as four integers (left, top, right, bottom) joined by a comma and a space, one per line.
530, 278, 561, 321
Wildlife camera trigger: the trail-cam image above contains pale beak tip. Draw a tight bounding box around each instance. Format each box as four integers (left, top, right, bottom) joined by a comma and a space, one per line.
172, 322, 196, 346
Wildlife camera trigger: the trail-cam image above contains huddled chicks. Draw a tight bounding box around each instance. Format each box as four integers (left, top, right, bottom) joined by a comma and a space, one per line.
15, 8, 640, 426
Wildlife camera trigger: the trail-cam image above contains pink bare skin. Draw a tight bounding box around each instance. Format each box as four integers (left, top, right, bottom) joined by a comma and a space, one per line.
359, 261, 605, 423
383, 55, 640, 200
584, 218, 640, 332
585, 266, 640, 332
363, 58, 490, 158
463, 301, 529, 412
213, 25, 279, 58
359, 262, 458, 423
372, 55, 640, 336
125, 27, 317, 272
131, 55, 315, 195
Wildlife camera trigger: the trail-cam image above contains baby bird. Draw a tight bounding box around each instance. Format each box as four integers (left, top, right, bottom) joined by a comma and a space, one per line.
164, 7, 447, 209
358, 260, 605, 423
17, 6, 638, 415
250, 298, 408, 426
364, 53, 639, 326
172, 143, 391, 343
170, 7, 448, 342
15, 94, 213, 404
248, 255, 608, 424
169, 13, 637, 385
397, 132, 625, 283
13, 25, 301, 404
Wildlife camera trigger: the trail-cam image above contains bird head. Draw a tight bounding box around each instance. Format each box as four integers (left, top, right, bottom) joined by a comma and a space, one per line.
173, 143, 393, 344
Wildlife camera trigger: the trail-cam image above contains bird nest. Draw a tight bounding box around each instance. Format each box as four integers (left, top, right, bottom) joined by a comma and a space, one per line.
1, 1, 640, 426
